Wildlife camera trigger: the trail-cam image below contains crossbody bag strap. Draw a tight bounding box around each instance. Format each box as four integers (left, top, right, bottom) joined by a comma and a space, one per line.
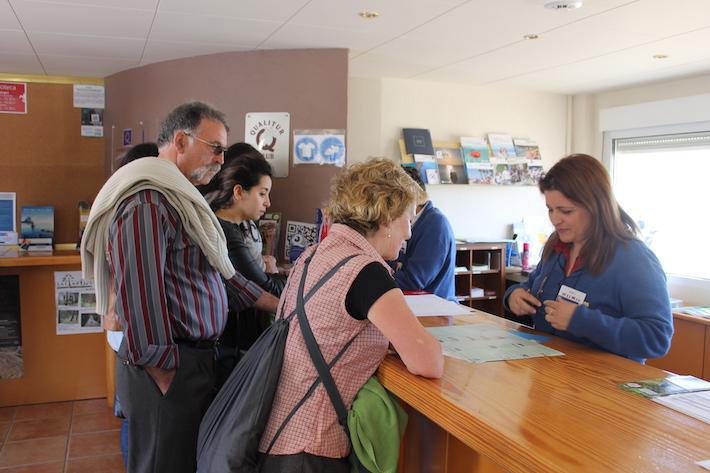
279, 252, 359, 323
296, 258, 350, 429
263, 251, 360, 455
295, 258, 369, 472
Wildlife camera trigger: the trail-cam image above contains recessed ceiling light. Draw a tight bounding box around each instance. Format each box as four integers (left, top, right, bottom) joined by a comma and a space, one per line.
523, 34, 539, 40
653, 54, 668, 59
544, 0, 583, 10
359, 10, 379, 19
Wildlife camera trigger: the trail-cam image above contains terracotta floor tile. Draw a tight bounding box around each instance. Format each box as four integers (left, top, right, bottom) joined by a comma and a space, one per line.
14, 403, 73, 422
9, 418, 70, 442
0, 408, 16, 423
72, 399, 109, 417
71, 412, 121, 434
0, 437, 67, 468
0, 462, 64, 472
68, 431, 120, 459
66, 454, 125, 473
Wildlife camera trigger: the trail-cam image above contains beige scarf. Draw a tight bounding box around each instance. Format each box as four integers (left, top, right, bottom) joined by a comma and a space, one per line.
80, 157, 235, 315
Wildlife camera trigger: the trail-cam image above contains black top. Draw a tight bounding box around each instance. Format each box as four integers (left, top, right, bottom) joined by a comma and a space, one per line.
345, 262, 397, 320
218, 217, 286, 297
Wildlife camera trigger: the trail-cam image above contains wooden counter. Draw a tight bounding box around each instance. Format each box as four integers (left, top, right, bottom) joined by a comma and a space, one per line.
378, 312, 710, 473
0, 250, 106, 407
648, 311, 710, 380
0, 249, 82, 267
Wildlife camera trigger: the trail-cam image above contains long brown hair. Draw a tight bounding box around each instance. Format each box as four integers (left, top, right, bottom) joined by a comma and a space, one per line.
539, 154, 639, 274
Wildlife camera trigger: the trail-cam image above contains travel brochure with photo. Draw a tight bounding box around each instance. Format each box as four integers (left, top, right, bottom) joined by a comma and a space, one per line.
20, 205, 54, 251
434, 145, 466, 184
401, 129, 545, 186
620, 375, 710, 398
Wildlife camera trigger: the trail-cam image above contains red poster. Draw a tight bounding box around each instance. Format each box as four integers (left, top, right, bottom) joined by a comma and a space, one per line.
0, 82, 27, 114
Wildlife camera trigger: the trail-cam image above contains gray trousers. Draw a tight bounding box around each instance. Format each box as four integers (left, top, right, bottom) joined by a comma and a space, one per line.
117, 341, 216, 473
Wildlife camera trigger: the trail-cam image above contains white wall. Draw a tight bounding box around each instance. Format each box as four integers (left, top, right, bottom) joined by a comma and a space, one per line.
571, 72, 710, 305
347, 77, 569, 241
572, 71, 710, 157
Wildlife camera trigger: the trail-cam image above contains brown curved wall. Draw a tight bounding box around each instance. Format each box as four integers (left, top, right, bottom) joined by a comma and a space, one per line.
104, 48, 348, 260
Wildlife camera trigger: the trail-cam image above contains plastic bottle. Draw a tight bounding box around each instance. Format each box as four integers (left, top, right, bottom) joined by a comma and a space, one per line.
521, 242, 530, 271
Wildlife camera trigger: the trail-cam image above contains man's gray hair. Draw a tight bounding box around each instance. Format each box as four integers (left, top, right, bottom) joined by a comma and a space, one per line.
156, 101, 229, 147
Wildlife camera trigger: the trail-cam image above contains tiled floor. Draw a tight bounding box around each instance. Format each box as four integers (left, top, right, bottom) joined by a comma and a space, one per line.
0, 399, 125, 473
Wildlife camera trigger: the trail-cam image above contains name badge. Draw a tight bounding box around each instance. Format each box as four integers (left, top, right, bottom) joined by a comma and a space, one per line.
557, 285, 586, 305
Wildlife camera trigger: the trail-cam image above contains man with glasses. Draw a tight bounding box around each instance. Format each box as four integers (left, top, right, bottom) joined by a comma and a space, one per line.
100, 101, 279, 473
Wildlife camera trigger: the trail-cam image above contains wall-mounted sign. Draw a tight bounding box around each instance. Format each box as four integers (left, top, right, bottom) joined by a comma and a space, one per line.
123, 128, 132, 146
245, 112, 290, 178
73, 84, 104, 109
293, 129, 346, 167
0, 82, 27, 114
80, 108, 103, 137
55, 271, 101, 335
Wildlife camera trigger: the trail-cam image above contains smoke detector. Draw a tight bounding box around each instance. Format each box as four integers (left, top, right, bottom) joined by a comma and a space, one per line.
544, 0, 583, 10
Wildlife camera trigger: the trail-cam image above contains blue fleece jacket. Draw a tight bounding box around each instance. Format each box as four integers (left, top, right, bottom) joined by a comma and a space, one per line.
394, 201, 456, 301
504, 238, 673, 362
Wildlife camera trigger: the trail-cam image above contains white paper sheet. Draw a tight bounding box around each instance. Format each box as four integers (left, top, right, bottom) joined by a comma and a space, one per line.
404, 294, 473, 317
653, 390, 710, 425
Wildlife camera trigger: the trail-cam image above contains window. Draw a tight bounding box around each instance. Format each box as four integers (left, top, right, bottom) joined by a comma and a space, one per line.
605, 125, 710, 285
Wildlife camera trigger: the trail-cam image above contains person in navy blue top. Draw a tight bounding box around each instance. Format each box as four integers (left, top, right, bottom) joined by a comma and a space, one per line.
505, 154, 673, 363
395, 166, 456, 301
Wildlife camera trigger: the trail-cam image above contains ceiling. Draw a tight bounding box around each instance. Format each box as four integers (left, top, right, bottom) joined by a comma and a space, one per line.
2, 0, 710, 94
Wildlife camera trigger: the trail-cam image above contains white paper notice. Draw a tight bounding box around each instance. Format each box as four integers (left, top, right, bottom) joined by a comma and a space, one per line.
73, 84, 105, 108
404, 294, 473, 317
55, 271, 101, 335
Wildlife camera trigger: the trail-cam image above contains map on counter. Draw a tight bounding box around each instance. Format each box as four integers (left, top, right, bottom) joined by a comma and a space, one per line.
426, 323, 564, 363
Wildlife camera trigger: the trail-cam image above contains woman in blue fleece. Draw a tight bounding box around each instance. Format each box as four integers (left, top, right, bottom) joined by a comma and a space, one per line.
395, 166, 456, 300
505, 154, 673, 362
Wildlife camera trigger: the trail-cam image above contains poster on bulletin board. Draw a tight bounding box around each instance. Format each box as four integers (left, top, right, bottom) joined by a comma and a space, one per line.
0, 82, 27, 114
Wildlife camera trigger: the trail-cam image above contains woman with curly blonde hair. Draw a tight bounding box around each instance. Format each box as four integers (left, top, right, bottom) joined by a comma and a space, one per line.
258, 158, 443, 472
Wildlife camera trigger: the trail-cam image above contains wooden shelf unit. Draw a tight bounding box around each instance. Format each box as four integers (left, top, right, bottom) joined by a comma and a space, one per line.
455, 242, 506, 317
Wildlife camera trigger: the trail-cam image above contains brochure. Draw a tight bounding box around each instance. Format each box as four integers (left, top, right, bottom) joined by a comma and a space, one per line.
403, 128, 434, 156
619, 375, 710, 398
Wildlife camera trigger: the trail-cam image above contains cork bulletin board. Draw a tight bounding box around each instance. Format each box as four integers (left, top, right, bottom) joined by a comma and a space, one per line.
0, 81, 106, 245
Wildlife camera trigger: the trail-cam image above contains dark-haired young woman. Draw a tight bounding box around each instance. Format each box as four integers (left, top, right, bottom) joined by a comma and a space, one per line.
504, 154, 673, 362
203, 143, 286, 352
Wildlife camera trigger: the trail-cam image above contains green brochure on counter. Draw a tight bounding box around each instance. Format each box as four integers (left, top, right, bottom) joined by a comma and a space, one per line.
620, 375, 710, 398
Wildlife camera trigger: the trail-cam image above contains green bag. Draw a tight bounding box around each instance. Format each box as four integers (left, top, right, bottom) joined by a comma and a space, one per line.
348, 377, 408, 473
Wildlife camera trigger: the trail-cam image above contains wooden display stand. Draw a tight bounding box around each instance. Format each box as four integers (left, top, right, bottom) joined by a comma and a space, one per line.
454, 243, 505, 317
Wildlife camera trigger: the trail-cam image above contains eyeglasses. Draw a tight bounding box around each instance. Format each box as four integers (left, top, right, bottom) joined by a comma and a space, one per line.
184, 131, 226, 156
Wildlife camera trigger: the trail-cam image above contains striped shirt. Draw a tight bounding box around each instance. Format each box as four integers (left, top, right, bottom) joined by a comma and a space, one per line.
107, 190, 264, 369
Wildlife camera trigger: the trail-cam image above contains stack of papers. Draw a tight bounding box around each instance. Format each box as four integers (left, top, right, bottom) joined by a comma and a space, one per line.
678, 306, 710, 318
403, 294, 473, 317
653, 391, 710, 425
620, 375, 710, 425
620, 375, 710, 398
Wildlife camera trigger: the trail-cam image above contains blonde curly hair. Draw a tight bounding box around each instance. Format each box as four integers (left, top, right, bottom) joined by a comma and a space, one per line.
327, 158, 419, 235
